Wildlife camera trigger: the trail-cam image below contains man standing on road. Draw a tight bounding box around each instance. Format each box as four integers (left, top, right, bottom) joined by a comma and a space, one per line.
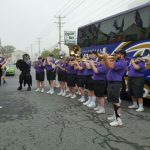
103, 50, 127, 127
16, 54, 32, 91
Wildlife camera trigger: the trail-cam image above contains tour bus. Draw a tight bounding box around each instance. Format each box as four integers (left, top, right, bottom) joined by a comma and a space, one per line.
77, 2, 150, 99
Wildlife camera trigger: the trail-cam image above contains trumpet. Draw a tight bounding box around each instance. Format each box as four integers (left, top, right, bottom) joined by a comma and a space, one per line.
133, 54, 150, 62
97, 53, 115, 59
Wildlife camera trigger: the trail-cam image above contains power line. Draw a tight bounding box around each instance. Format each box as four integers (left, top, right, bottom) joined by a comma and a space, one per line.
93, 0, 130, 22
55, 0, 75, 16
65, 0, 130, 29
31, 0, 131, 52
34, 0, 88, 49
58, 0, 82, 16
63, 0, 87, 16
30, 44, 33, 61
65, 0, 100, 18
64, 0, 112, 28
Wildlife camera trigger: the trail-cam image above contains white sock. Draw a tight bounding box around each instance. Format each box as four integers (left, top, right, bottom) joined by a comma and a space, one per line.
133, 101, 138, 106
139, 104, 143, 109
119, 98, 122, 104
88, 96, 92, 101
92, 96, 96, 102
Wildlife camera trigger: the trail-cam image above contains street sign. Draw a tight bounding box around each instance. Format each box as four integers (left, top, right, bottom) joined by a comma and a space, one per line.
64, 31, 76, 45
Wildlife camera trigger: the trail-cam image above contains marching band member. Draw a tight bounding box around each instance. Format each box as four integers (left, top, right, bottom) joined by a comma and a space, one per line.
83, 51, 97, 108
90, 59, 107, 113
128, 54, 145, 112
0, 57, 11, 86
103, 50, 127, 127
74, 58, 85, 102
45, 54, 56, 94
1, 67, 7, 84
56, 57, 67, 96
34, 57, 45, 92
65, 54, 77, 99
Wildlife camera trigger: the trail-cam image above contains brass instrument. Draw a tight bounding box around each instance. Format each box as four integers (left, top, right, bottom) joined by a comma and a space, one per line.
97, 53, 114, 60
73, 54, 115, 63
133, 55, 150, 62
75, 57, 88, 62
69, 45, 80, 57
133, 55, 150, 69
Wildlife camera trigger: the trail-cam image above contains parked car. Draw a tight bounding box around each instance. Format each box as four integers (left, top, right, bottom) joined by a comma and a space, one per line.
6, 64, 15, 76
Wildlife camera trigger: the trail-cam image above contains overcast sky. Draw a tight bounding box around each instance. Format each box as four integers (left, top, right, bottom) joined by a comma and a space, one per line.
0, 0, 146, 54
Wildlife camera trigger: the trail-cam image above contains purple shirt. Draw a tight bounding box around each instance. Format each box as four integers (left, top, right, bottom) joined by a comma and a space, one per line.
45, 58, 55, 71
35, 63, 45, 73
77, 62, 85, 76
45, 62, 54, 71
92, 57, 98, 62
84, 68, 93, 76
58, 62, 66, 73
107, 59, 127, 81
66, 64, 76, 74
84, 57, 98, 76
128, 61, 145, 77
92, 64, 107, 81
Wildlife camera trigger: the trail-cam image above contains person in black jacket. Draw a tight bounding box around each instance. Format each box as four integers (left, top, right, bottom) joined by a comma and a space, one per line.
16, 54, 32, 91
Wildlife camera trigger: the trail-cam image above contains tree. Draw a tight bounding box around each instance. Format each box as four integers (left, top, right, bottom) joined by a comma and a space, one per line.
0, 46, 5, 55
41, 50, 50, 59
3, 45, 15, 54
51, 48, 59, 59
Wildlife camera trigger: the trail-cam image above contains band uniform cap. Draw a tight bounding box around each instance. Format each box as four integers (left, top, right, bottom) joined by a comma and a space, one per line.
38, 56, 42, 60
115, 50, 126, 57
91, 51, 97, 55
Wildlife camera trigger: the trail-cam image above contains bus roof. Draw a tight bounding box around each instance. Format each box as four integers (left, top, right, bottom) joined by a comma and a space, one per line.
78, 2, 150, 29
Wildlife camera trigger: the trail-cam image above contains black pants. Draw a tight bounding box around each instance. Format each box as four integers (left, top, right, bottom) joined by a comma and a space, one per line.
19, 72, 32, 86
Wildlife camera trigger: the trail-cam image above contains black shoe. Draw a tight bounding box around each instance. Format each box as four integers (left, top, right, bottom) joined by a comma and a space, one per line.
27, 86, 31, 91
3, 80, 6, 84
17, 86, 22, 90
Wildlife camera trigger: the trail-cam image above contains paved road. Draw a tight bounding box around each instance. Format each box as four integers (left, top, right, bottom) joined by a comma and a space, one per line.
0, 70, 150, 150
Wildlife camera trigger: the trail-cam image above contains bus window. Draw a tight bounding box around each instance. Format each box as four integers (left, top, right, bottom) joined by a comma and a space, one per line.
125, 34, 138, 41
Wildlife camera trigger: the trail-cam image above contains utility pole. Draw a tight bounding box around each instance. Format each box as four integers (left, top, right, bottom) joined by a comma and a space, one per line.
54, 16, 65, 51
37, 37, 41, 56
30, 44, 33, 61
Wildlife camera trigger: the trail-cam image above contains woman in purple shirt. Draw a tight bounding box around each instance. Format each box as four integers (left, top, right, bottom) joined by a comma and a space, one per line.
65, 55, 77, 99
74, 60, 85, 102
34, 57, 45, 92
90, 60, 107, 114
56, 58, 67, 96
83, 51, 97, 108
45, 54, 56, 94
0, 57, 11, 86
128, 55, 145, 112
